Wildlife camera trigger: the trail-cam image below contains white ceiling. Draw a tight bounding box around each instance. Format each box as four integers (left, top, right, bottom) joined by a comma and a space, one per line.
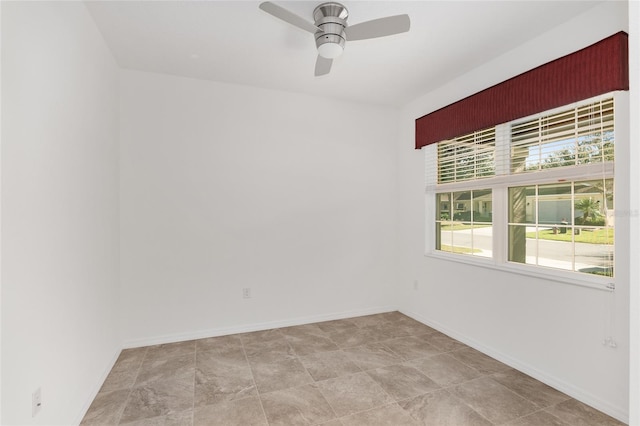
85, 1, 604, 108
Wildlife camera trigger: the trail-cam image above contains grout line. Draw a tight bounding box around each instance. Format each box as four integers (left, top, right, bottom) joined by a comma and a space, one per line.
438, 387, 497, 425
240, 336, 270, 425
113, 347, 147, 425
504, 406, 561, 425
336, 401, 403, 422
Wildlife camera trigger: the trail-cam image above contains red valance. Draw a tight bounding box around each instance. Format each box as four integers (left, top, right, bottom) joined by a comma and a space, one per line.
415, 31, 629, 149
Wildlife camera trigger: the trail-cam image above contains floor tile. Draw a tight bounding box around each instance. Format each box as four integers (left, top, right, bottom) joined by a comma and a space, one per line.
381, 335, 443, 360
285, 333, 339, 356
395, 318, 439, 336
100, 367, 140, 393
502, 410, 571, 426
349, 314, 391, 329
144, 341, 196, 363
82, 311, 622, 426
343, 343, 403, 371
80, 388, 130, 426
251, 357, 313, 393
244, 338, 296, 365
326, 327, 378, 348
449, 376, 538, 424
340, 403, 421, 426
298, 350, 362, 382
544, 398, 625, 426
135, 353, 195, 386
278, 323, 327, 338
99, 348, 148, 393
366, 364, 440, 401
448, 347, 510, 375
491, 369, 570, 408
193, 396, 267, 426
315, 318, 358, 334
317, 372, 394, 417
119, 409, 193, 426
317, 420, 343, 426
114, 348, 148, 371
197, 345, 247, 366
260, 383, 336, 426
424, 331, 468, 352
399, 389, 492, 426
360, 323, 406, 341
407, 354, 481, 387
195, 355, 257, 407
239, 329, 284, 346
196, 334, 243, 354
196, 347, 249, 372
377, 311, 410, 323
119, 375, 194, 424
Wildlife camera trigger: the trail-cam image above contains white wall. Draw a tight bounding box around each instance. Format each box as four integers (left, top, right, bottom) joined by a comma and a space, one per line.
396, 1, 631, 422
119, 70, 399, 346
1, 2, 120, 425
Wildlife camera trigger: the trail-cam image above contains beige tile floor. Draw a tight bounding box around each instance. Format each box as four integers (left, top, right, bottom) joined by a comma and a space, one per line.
81, 312, 624, 426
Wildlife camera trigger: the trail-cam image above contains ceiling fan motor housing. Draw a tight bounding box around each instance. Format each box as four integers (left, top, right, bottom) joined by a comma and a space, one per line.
313, 2, 348, 58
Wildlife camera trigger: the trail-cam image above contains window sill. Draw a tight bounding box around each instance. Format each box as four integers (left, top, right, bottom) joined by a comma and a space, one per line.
424, 250, 614, 292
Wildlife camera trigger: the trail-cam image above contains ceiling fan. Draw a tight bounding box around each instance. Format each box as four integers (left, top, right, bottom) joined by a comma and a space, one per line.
259, 2, 410, 76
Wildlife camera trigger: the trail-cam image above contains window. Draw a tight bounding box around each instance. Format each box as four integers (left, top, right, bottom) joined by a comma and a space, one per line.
426, 95, 618, 286
508, 179, 614, 276
436, 190, 492, 257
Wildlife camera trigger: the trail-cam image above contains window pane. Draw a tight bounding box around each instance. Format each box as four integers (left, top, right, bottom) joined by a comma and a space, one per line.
510, 98, 614, 173
508, 186, 533, 224
437, 129, 495, 183
574, 179, 612, 226
437, 224, 452, 252
453, 191, 471, 221
508, 179, 614, 277
538, 183, 572, 225
436, 190, 492, 257
537, 227, 573, 271
575, 228, 614, 277
509, 224, 532, 264
472, 225, 492, 258
473, 189, 492, 223
437, 193, 451, 220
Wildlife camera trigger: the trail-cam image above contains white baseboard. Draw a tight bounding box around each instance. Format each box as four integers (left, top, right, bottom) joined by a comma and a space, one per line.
74, 347, 122, 425
122, 305, 398, 349
400, 309, 629, 425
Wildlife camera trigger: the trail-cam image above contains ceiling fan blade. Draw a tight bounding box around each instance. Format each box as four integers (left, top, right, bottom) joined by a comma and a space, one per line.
345, 14, 410, 41
315, 56, 333, 76
259, 2, 322, 34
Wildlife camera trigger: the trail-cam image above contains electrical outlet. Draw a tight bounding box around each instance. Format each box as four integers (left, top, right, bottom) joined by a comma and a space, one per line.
242, 288, 251, 299
32, 387, 42, 417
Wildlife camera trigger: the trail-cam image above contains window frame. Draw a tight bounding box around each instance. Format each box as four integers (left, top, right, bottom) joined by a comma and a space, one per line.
424, 92, 623, 291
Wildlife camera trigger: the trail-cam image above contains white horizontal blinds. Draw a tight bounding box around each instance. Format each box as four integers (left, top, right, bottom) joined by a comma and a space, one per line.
510, 98, 614, 174
437, 128, 496, 184
576, 98, 614, 164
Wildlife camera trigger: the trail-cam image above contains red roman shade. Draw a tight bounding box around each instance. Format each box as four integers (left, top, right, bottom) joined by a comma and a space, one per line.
415, 32, 629, 149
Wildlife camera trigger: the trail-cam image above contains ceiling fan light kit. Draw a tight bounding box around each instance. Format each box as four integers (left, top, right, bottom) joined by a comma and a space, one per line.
259, 1, 410, 76
314, 3, 347, 59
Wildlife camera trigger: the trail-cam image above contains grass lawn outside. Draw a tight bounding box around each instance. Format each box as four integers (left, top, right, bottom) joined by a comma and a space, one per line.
439, 222, 492, 231
440, 245, 482, 254
526, 228, 614, 245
